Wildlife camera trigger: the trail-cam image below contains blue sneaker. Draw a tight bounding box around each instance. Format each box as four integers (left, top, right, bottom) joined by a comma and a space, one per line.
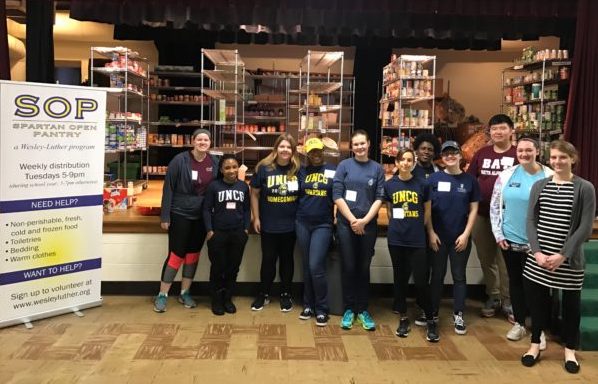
357, 311, 376, 331
153, 293, 168, 313
340, 309, 355, 329
178, 291, 197, 309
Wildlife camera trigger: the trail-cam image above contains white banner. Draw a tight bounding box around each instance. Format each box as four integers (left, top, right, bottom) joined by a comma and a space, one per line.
0, 81, 106, 328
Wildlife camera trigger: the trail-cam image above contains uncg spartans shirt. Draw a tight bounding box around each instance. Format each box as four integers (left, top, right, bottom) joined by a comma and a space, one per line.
250, 164, 298, 233
428, 171, 480, 241
297, 163, 336, 225
203, 179, 250, 232
384, 176, 430, 248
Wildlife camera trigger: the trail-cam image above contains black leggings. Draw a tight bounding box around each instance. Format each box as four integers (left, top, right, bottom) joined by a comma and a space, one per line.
160, 213, 206, 283
501, 247, 528, 324
389, 245, 433, 319
259, 231, 296, 295
524, 277, 581, 349
207, 228, 248, 294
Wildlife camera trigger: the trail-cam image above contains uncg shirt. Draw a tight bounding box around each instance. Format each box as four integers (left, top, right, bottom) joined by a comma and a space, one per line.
384, 176, 430, 248
297, 163, 336, 225
203, 179, 251, 232
250, 164, 298, 233
502, 166, 546, 244
429, 171, 480, 241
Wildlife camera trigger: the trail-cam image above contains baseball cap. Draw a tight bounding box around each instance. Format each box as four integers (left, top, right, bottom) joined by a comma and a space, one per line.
441, 140, 460, 152
305, 137, 324, 153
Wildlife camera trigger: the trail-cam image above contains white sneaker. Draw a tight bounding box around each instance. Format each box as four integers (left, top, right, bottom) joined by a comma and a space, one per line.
539, 331, 547, 351
506, 323, 526, 341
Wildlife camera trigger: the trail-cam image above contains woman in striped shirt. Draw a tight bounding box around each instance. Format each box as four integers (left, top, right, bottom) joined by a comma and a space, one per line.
521, 140, 596, 374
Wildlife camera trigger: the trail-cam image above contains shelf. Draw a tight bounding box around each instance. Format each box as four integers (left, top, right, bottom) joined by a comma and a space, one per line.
297, 148, 340, 157
380, 96, 434, 104
298, 128, 341, 134
148, 121, 210, 127
203, 69, 247, 83
244, 115, 286, 121
502, 78, 570, 89
242, 146, 276, 151
150, 86, 203, 92
298, 105, 341, 113
383, 76, 436, 86
92, 46, 149, 62
504, 99, 564, 106
209, 147, 245, 155
105, 148, 147, 153
202, 89, 243, 101
202, 49, 245, 66
106, 88, 146, 98
299, 82, 342, 94
381, 125, 434, 130
106, 118, 143, 124
223, 131, 282, 136
151, 100, 208, 106
246, 100, 287, 105
385, 55, 435, 69
149, 144, 193, 148
515, 129, 562, 136
91, 67, 147, 80
300, 51, 343, 73
151, 71, 202, 78
508, 59, 572, 71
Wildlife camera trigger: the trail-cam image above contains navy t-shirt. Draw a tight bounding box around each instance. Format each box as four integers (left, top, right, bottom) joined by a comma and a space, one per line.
384, 176, 430, 248
203, 179, 250, 232
428, 171, 480, 241
250, 164, 298, 233
412, 163, 438, 180
332, 158, 385, 223
297, 163, 336, 225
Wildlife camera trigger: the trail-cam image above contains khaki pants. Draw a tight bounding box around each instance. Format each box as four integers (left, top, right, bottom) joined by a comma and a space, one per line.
472, 215, 509, 300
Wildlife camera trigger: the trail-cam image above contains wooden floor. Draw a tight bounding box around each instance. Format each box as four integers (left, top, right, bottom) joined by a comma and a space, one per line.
1, 296, 597, 384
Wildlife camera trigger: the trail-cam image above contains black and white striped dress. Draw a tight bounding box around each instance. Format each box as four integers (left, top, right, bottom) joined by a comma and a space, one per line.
523, 180, 584, 290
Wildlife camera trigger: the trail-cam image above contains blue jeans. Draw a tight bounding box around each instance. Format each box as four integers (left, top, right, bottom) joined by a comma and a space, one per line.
337, 219, 378, 313
296, 220, 333, 315
430, 237, 472, 314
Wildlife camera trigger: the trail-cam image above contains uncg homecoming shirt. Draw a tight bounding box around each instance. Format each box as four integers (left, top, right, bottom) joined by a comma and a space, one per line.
384, 176, 430, 248
297, 163, 336, 225
250, 164, 298, 233
428, 171, 480, 241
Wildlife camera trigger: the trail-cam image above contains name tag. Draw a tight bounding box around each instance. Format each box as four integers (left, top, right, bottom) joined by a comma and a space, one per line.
345, 190, 357, 202
324, 169, 336, 179
438, 181, 451, 192
508, 182, 521, 188
501, 157, 515, 167
287, 180, 298, 191
191, 170, 198, 180
393, 208, 405, 219
226, 202, 236, 210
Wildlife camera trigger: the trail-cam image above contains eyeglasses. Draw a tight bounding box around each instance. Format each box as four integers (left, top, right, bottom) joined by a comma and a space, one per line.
441, 150, 460, 157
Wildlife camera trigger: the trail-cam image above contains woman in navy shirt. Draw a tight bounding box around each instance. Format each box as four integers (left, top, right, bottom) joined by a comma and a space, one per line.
203, 154, 251, 315
384, 148, 437, 342
428, 141, 480, 338
296, 137, 336, 327
250, 133, 301, 312
333, 130, 385, 331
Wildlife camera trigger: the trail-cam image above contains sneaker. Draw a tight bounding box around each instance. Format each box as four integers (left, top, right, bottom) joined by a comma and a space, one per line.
251, 293, 270, 311
453, 312, 467, 335
540, 331, 547, 351
299, 307, 313, 320
414, 310, 427, 327
507, 323, 527, 341
153, 293, 168, 313
426, 320, 440, 342
481, 298, 501, 317
223, 294, 236, 314
357, 311, 376, 331
280, 293, 293, 312
316, 314, 329, 327
340, 309, 355, 330
395, 317, 411, 338
502, 303, 515, 324
178, 291, 197, 309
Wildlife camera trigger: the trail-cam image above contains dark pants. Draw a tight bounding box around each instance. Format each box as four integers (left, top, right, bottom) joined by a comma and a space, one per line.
259, 231, 296, 295
337, 219, 377, 313
501, 247, 528, 324
161, 213, 206, 283
296, 220, 332, 315
524, 278, 581, 349
207, 228, 248, 294
430, 237, 472, 314
389, 245, 433, 319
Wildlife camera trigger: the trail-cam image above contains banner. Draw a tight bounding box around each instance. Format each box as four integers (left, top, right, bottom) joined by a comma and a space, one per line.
0, 81, 105, 328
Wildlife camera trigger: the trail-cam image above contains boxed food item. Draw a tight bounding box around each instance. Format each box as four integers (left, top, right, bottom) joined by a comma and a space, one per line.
103, 188, 128, 212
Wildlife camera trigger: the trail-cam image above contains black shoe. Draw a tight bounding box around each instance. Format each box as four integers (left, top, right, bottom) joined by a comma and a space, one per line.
222, 290, 236, 314
521, 352, 541, 367
414, 310, 427, 327
316, 314, 329, 327
395, 317, 410, 338
299, 307, 313, 320
564, 360, 580, 374
280, 293, 293, 312
426, 320, 440, 343
251, 293, 270, 311
211, 290, 225, 316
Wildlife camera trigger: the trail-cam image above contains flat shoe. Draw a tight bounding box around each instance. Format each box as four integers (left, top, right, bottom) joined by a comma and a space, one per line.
521, 352, 540, 367
564, 360, 580, 374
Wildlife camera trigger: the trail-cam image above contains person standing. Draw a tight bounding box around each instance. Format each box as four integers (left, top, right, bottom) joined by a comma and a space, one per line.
203, 155, 251, 315
296, 137, 336, 327
521, 140, 595, 374
412, 132, 441, 180
250, 134, 301, 312
333, 130, 385, 331
428, 141, 480, 336
384, 148, 438, 342
467, 114, 518, 319
154, 129, 219, 313
490, 138, 553, 342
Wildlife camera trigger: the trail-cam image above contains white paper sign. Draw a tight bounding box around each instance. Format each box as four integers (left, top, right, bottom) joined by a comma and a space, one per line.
324, 169, 336, 179
393, 208, 405, 219
438, 181, 451, 192
345, 190, 357, 201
